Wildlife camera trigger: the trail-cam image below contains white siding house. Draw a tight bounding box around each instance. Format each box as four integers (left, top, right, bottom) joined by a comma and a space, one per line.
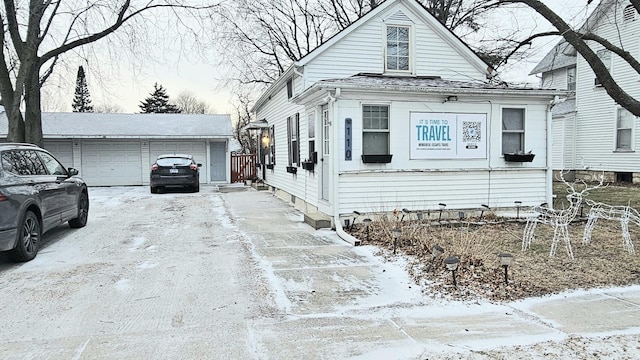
252, 0, 561, 229
0, 111, 235, 186
531, 0, 640, 183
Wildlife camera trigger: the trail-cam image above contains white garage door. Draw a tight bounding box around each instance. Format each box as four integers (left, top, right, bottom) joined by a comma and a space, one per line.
81, 141, 142, 186
149, 141, 207, 183
43, 141, 73, 169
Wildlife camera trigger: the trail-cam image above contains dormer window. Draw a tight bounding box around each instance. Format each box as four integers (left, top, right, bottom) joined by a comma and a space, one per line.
386, 26, 410, 72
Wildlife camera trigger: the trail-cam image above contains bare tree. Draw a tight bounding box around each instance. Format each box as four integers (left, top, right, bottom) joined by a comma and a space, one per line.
214, 0, 515, 88
0, 1, 219, 145
232, 91, 257, 154
492, 0, 640, 117
174, 91, 212, 114
94, 104, 124, 113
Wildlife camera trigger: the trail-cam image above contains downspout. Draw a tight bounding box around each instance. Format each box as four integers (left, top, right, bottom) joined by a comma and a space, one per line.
546, 97, 556, 208
328, 88, 361, 246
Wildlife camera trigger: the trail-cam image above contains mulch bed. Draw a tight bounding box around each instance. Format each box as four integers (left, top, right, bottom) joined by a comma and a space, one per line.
348, 216, 640, 302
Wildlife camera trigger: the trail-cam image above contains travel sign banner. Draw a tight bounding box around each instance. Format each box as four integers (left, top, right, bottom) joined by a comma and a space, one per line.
410, 112, 487, 159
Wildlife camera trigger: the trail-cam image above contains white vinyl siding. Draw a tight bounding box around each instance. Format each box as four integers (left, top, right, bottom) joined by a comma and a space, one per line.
337, 170, 547, 214
572, 0, 640, 173
303, 4, 485, 86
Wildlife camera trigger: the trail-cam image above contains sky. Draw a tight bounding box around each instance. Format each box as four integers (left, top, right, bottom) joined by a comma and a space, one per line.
39, 0, 598, 116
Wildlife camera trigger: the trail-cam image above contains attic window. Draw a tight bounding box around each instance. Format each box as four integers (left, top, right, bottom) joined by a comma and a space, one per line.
386, 26, 410, 72
623, 5, 636, 23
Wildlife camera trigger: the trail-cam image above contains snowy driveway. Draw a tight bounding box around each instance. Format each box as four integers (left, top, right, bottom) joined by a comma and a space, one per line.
1, 185, 640, 359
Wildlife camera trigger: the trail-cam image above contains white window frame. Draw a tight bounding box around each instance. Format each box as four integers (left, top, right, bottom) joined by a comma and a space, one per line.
501, 107, 526, 155
616, 108, 635, 151
595, 49, 612, 86
362, 104, 390, 155
385, 25, 411, 73
287, 113, 300, 166
566, 66, 576, 91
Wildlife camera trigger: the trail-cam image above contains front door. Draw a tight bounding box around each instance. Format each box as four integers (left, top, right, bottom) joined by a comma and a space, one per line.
321, 104, 330, 201
210, 142, 226, 182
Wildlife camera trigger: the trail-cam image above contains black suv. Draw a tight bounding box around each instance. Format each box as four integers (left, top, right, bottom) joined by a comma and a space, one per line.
0, 143, 89, 262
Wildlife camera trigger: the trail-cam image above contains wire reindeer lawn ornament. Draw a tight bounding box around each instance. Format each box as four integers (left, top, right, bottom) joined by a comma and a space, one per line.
582, 199, 638, 254
522, 173, 604, 259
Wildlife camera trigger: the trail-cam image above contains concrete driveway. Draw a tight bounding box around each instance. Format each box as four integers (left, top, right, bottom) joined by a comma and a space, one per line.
1, 185, 639, 359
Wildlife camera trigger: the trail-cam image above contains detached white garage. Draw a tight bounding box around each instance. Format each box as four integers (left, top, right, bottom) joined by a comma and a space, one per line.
0, 111, 235, 187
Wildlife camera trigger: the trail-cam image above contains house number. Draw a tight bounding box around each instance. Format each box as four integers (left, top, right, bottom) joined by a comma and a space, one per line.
345, 118, 352, 161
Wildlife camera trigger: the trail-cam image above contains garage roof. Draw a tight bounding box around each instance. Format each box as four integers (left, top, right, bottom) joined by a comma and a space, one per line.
0, 110, 234, 139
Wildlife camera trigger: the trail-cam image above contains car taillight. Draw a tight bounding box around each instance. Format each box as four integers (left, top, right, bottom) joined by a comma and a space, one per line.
190, 164, 198, 170
0, 194, 6, 202
151, 164, 158, 171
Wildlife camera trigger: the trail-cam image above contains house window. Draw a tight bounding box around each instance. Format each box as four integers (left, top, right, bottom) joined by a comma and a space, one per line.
567, 66, 576, 91
616, 108, 634, 151
595, 49, 611, 86
267, 125, 275, 165
308, 112, 316, 162
287, 113, 300, 166
386, 26, 410, 71
502, 108, 525, 154
286, 78, 293, 99
623, 5, 636, 23
363, 105, 390, 155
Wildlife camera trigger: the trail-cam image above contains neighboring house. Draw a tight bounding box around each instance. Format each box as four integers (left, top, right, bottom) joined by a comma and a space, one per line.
531, 0, 640, 183
251, 0, 562, 228
0, 110, 234, 186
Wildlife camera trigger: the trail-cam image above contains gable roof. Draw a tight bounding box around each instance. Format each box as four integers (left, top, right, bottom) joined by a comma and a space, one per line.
530, 0, 615, 75
0, 111, 234, 139
253, 0, 493, 112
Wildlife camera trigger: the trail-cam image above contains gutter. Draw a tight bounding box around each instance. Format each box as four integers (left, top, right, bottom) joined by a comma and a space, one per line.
326, 89, 360, 246
547, 97, 557, 208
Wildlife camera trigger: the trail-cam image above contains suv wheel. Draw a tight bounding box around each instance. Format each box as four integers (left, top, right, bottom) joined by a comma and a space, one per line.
69, 192, 89, 228
10, 211, 41, 262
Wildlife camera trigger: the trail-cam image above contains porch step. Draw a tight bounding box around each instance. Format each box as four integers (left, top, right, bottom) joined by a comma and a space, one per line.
304, 212, 332, 229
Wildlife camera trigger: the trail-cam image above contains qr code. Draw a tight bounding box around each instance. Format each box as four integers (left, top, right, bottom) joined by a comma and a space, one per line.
462, 121, 481, 142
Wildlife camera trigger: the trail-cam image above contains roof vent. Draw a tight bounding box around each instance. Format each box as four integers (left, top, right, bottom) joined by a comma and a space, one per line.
623, 5, 636, 23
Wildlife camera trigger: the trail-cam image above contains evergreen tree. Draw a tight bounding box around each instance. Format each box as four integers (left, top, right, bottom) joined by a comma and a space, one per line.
71, 66, 94, 112
139, 83, 181, 113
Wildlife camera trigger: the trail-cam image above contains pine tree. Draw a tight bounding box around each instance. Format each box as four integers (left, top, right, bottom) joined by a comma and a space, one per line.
138, 83, 181, 113
71, 66, 94, 112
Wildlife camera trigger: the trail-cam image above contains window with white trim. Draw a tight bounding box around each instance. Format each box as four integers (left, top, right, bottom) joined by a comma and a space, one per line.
386, 26, 410, 72
363, 105, 390, 155
287, 113, 300, 166
567, 66, 576, 91
595, 49, 611, 86
502, 108, 525, 154
616, 108, 634, 151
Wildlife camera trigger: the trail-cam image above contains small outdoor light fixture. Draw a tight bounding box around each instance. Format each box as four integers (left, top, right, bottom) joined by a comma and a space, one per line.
498, 253, 514, 285
444, 256, 460, 287
446, 95, 458, 102
514, 201, 522, 219
438, 203, 446, 222
416, 211, 423, 221
431, 244, 444, 258
362, 218, 372, 241
401, 208, 410, 221
391, 228, 401, 255
349, 211, 361, 232
479, 204, 490, 221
